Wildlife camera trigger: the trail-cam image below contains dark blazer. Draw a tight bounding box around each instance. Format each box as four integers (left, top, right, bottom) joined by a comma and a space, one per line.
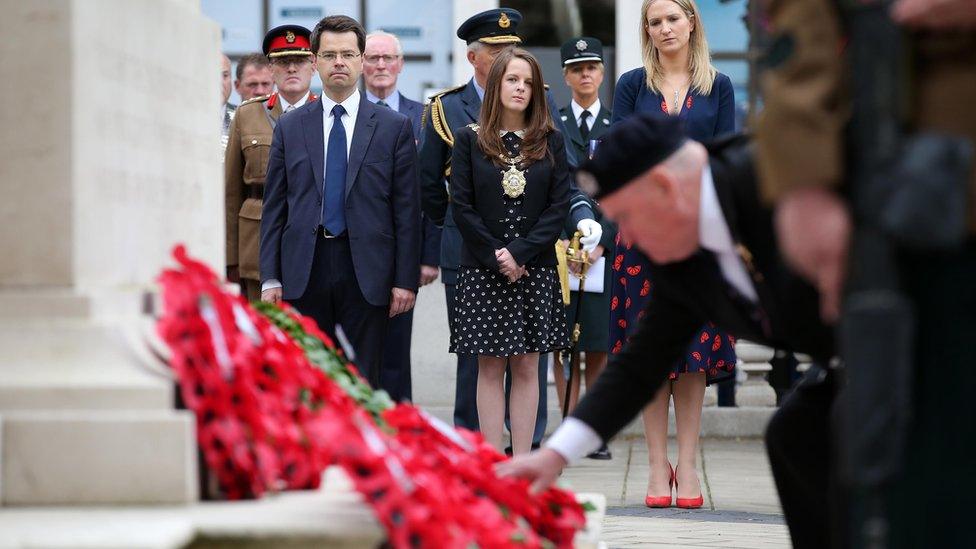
419, 79, 591, 227
418, 79, 594, 283
572, 136, 834, 441
398, 93, 441, 266
398, 94, 424, 140
450, 126, 571, 270
612, 68, 736, 141
558, 103, 612, 163
260, 95, 421, 306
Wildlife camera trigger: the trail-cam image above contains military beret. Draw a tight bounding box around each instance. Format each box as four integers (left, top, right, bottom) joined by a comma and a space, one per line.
263, 25, 313, 58
577, 113, 688, 200
561, 37, 604, 66
457, 8, 522, 45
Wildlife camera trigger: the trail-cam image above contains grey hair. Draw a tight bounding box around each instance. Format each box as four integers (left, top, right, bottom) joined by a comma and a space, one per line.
366, 30, 404, 56
467, 41, 483, 53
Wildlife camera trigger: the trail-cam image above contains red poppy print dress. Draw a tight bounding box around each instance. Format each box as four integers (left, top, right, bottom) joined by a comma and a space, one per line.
608, 237, 736, 383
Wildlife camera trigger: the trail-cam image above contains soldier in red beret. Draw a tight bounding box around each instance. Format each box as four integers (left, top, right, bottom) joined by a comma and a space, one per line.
224, 25, 318, 301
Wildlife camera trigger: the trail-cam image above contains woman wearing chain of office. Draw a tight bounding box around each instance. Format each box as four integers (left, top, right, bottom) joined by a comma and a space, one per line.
449, 48, 571, 456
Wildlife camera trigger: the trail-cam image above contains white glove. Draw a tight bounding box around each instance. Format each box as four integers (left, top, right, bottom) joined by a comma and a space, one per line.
576, 218, 603, 253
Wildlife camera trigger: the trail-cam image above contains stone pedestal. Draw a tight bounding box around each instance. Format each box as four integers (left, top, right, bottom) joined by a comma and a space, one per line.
735, 341, 777, 407
0, 0, 222, 505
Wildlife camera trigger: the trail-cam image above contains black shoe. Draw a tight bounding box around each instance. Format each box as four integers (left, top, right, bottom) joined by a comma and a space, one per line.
586, 444, 612, 460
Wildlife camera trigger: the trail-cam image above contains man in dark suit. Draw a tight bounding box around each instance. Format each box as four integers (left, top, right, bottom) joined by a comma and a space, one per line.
498, 114, 838, 548
260, 15, 421, 388
362, 29, 441, 401
558, 37, 611, 163
418, 8, 604, 445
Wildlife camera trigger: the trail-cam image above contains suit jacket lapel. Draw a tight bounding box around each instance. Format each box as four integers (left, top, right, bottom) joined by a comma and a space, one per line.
461, 80, 481, 124
590, 106, 612, 139
345, 96, 377, 196
302, 100, 325, 197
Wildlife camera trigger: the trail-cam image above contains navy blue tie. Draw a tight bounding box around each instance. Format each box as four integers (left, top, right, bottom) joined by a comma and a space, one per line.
322, 104, 347, 235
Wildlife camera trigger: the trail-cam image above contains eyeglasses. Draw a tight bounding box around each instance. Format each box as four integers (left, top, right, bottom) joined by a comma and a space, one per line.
317, 51, 362, 62
270, 56, 312, 67
364, 54, 400, 65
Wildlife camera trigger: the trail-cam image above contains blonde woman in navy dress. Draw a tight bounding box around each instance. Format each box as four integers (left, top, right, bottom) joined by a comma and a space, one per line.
450, 49, 570, 455
609, 0, 736, 509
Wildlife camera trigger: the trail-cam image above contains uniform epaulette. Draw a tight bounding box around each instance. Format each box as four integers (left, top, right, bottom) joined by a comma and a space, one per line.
430, 83, 467, 99
429, 89, 465, 148
240, 94, 271, 107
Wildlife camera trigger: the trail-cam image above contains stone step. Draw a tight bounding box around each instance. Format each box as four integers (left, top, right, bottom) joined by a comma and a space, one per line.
0, 468, 605, 549
0, 322, 175, 412
0, 410, 198, 506
420, 404, 775, 439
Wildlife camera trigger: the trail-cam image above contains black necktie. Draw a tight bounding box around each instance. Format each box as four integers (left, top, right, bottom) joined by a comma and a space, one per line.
377, 100, 389, 108
579, 110, 591, 141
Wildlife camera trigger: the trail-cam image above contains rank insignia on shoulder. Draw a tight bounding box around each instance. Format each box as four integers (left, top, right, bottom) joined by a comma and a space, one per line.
431, 83, 466, 99
241, 94, 271, 106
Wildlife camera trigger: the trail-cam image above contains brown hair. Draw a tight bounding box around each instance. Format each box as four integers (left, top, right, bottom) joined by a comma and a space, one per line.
236, 52, 270, 80
311, 15, 366, 55
477, 48, 555, 165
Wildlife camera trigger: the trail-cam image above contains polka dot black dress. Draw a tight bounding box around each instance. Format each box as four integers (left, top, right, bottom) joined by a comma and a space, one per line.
450, 132, 569, 357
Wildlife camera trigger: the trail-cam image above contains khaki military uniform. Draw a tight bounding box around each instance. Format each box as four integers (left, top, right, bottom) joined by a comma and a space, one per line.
757, 0, 976, 230
757, 3, 976, 547
224, 93, 283, 301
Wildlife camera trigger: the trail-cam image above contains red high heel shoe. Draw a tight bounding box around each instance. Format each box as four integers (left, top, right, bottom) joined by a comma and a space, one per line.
644, 464, 674, 508
674, 467, 704, 509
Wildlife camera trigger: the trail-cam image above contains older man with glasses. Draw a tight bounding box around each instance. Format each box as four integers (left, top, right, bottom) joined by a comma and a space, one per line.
361, 30, 440, 402
225, 25, 318, 302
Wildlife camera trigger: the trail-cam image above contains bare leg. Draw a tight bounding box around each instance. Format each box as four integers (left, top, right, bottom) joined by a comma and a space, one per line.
642, 380, 672, 496
553, 353, 582, 413
672, 372, 706, 498
508, 352, 541, 455
583, 351, 608, 391
477, 355, 508, 451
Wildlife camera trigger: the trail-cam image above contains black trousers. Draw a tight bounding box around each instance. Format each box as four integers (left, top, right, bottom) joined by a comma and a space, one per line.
288, 234, 388, 388
765, 364, 841, 549
879, 243, 976, 549
445, 282, 547, 445
380, 309, 413, 402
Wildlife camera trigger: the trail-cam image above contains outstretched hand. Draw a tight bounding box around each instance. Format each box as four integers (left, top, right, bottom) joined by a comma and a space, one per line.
494, 448, 568, 494
774, 187, 851, 324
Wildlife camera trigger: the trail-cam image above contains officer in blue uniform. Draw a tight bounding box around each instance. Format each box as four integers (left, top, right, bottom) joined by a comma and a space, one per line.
418, 8, 604, 446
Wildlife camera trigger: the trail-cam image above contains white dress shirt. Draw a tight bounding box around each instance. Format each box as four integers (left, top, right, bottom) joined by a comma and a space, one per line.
365, 88, 400, 112
320, 88, 360, 160
570, 98, 602, 132
261, 89, 361, 293
545, 166, 759, 463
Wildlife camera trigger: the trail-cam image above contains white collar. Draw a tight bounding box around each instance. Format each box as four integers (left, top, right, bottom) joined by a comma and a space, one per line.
279, 90, 311, 112
321, 88, 361, 119
571, 98, 601, 122
698, 164, 759, 302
